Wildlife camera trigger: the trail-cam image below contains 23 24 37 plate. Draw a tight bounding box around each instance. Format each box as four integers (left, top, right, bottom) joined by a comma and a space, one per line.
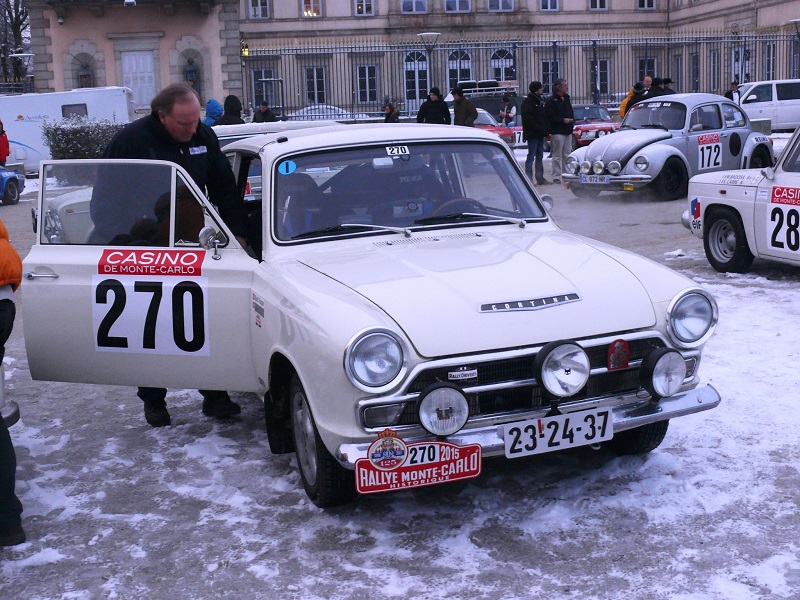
503, 409, 613, 458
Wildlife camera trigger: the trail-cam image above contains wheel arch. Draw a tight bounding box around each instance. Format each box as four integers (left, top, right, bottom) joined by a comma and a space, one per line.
265, 351, 298, 454
703, 201, 759, 257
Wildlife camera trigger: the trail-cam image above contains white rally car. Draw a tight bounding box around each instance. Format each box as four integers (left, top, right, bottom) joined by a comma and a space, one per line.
24, 124, 720, 507
683, 122, 800, 272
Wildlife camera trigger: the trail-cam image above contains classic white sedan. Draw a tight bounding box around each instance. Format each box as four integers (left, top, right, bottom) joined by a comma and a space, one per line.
564, 93, 773, 200
683, 121, 800, 272
24, 125, 721, 507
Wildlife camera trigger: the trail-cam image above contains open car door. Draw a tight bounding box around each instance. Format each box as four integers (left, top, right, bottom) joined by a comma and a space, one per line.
23, 159, 260, 392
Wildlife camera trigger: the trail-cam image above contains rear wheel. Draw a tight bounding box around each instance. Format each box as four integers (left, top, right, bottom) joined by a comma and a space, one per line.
703, 207, 754, 273
650, 157, 688, 201
2, 180, 19, 206
606, 421, 669, 455
290, 376, 357, 508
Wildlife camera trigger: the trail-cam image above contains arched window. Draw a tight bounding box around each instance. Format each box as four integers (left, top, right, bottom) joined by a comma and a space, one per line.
448, 50, 472, 90
405, 51, 428, 111
491, 48, 515, 81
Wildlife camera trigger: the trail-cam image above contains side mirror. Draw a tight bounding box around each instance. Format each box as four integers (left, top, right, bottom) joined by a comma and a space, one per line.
761, 166, 775, 180
199, 226, 228, 260
540, 193, 554, 211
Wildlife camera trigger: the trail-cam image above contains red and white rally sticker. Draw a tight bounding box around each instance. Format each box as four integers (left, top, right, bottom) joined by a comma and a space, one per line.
355, 429, 481, 494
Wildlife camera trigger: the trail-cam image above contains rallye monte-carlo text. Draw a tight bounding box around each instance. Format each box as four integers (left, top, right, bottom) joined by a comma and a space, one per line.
23, 125, 721, 507
683, 116, 800, 272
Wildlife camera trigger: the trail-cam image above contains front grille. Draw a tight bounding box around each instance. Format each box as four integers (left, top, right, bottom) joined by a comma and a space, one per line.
396, 336, 664, 427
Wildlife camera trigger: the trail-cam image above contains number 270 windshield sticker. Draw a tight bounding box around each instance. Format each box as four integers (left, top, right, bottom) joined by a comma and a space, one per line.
92, 249, 210, 356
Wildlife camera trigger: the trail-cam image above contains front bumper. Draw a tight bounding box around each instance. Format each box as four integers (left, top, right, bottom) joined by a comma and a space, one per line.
563, 173, 654, 190
335, 384, 720, 469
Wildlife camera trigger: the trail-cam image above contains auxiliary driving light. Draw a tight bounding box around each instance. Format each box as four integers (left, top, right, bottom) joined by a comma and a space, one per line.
418, 383, 469, 436
580, 160, 592, 174
641, 348, 686, 400
533, 341, 591, 399
607, 160, 622, 175
592, 161, 605, 174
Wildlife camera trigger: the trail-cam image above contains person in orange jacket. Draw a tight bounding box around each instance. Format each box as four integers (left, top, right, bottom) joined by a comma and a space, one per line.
0, 120, 10, 167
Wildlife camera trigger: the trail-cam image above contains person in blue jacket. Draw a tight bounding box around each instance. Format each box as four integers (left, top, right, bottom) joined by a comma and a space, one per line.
201, 98, 223, 127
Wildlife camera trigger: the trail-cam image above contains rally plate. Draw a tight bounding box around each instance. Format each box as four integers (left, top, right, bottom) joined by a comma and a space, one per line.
503, 408, 613, 458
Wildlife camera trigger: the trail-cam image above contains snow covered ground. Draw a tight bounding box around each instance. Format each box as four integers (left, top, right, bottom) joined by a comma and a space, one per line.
2, 186, 800, 599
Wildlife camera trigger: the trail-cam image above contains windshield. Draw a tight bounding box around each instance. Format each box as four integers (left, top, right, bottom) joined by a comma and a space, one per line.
622, 101, 687, 130
574, 106, 612, 121
273, 141, 546, 241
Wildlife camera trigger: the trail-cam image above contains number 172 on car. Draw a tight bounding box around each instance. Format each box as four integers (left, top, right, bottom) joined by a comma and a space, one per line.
503, 409, 613, 458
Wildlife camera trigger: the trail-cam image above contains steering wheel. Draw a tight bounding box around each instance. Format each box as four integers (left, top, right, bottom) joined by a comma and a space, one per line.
431, 197, 487, 217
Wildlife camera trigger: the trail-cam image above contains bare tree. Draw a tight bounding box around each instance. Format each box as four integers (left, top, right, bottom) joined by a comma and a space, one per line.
0, 0, 30, 83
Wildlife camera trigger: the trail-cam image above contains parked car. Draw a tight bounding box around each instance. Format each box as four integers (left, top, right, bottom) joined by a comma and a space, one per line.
449, 107, 514, 145
563, 93, 773, 200
0, 166, 25, 205
23, 124, 721, 508
214, 120, 339, 148
737, 78, 800, 132
682, 117, 800, 272
514, 103, 621, 152
286, 103, 370, 122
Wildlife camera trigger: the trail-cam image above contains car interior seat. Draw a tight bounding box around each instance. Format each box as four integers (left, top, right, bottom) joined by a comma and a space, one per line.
277, 172, 336, 239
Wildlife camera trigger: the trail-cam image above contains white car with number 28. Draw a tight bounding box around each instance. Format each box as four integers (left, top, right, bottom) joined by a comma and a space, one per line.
683, 120, 800, 272
23, 124, 720, 508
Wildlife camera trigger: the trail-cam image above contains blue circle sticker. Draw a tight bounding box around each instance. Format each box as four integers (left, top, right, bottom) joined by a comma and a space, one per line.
278, 160, 297, 175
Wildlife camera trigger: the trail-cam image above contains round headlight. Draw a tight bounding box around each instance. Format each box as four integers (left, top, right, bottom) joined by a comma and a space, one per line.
667, 291, 718, 347
592, 160, 605, 174
347, 331, 404, 388
641, 348, 686, 399
418, 384, 469, 436
534, 341, 590, 398
607, 160, 622, 175
580, 160, 592, 174
634, 155, 649, 171
566, 156, 579, 174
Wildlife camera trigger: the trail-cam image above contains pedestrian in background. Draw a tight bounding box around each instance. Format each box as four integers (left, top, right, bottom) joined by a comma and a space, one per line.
416, 87, 450, 124
201, 98, 222, 127
498, 95, 516, 126
213, 95, 245, 125
0, 120, 9, 167
724, 81, 741, 104
650, 77, 664, 97
252, 100, 277, 123
661, 77, 676, 94
383, 101, 400, 123
520, 81, 549, 185
0, 216, 24, 546
544, 78, 574, 185
451, 87, 477, 127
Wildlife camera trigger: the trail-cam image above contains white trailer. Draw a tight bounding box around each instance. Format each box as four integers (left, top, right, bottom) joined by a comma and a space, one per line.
0, 86, 136, 174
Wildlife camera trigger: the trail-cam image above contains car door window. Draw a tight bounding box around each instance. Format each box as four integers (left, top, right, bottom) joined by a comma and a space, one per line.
722, 104, 746, 128
746, 84, 773, 103
690, 105, 722, 131
776, 82, 800, 101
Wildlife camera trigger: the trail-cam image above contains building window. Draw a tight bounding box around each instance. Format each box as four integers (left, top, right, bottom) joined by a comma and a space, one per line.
250, 0, 270, 18
638, 0, 655, 8
405, 51, 428, 111
638, 57, 655, 83
252, 68, 276, 109
540, 0, 558, 10
672, 54, 682, 92
489, 0, 513, 10
402, 0, 427, 13
764, 41, 777, 80
491, 49, 515, 81
448, 50, 473, 90
690, 53, 699, 92
541, 60, 559, 93
354, 1, 373, 15
590, 0, 607, 9
792, 39, 800, 79
445, 0, 470, 11
357, 65, 378, 103
306, 67, 326, 103
710, 49, 720, 93
303, 0, 322, 17
589, 58, 608, 103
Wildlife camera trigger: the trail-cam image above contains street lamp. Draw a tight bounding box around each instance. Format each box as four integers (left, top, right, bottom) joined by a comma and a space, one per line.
417, 32, 441, 55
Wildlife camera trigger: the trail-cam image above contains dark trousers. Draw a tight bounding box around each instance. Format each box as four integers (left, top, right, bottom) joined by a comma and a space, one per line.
0, 300, 22, 528
525, 136, 546, 184
137, 387, 228, 403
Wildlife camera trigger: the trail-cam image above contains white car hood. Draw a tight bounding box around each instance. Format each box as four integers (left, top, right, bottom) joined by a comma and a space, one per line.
585, 128, 673, 164
298, 230, 657, 357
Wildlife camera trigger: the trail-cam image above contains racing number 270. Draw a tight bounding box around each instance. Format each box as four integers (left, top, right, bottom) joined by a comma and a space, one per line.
770, 206, 800, 252
95, 278, 205, 351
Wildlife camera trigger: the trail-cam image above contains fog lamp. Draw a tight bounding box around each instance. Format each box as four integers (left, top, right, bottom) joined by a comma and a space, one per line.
418, 383, 469, 436
592, 161, 605, 174
607, 160, 622, 175
641, 348, 686, 399
580, 161, 592, 174
533, 341, 590, 399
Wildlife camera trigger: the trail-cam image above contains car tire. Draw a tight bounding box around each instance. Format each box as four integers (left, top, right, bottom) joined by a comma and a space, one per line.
650, 157, 688, 201
749, 145, 771, 169
290, 375, 357, 508
703, 207, 755, 273
2, 180, 19, 206
264, 390, 294, 454
569, 185, 599, 198
606, 421, 669, 455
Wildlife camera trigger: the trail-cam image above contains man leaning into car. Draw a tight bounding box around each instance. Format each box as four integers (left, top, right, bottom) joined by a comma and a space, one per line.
99, 83, 249, 427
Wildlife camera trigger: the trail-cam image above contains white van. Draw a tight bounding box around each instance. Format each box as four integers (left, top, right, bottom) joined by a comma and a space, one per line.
738, 79, 800, 132
0, 86, 136, 174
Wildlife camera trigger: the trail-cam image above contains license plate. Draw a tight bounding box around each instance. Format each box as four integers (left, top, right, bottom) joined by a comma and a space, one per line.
503, 409, 613, 458
579, 174, 610, 184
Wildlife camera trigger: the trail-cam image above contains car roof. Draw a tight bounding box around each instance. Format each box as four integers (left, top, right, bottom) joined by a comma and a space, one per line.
636, 92, 731, 107
222, 122, 503, 154
212, 121, 339, 140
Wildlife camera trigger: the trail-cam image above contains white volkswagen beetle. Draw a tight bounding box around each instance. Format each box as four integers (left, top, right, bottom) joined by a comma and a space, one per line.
564, 93, 773, 200
683, 118, 800, 272
24, 125, 720, 507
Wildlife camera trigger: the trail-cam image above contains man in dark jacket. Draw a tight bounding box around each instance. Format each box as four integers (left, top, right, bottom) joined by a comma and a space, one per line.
213, 95, 245, 125
451, 88, 478, 127
95, 83, 247, 427
544, 78, 574, 184
660, 77, 677, 94
416, 87, 450, 125
252, 100, 277, 123
520, 81, 549, 185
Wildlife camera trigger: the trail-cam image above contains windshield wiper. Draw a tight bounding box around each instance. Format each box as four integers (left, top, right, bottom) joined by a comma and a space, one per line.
619, 124, 637, 130
292, 223, 411, 240
414, 212, 527, 228
640, 123, 668, 130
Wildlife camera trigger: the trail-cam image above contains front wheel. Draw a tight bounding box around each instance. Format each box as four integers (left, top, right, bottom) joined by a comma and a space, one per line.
749, 145, 772, 169
703, 207, 754, 273
606, 421, 669, 455
2, 180, 19, 206
290, 376, 357, 508
650, 157, 688, 201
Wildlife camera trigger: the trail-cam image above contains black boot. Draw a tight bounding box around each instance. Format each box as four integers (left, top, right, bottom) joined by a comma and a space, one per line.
142, 399, 171, 427
0, 521, 26, 546
201, 391, 241, 419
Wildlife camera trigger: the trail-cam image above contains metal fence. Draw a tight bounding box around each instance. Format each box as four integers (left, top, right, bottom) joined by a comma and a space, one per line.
0, 77, 34, 95
241, 32, 800, 120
